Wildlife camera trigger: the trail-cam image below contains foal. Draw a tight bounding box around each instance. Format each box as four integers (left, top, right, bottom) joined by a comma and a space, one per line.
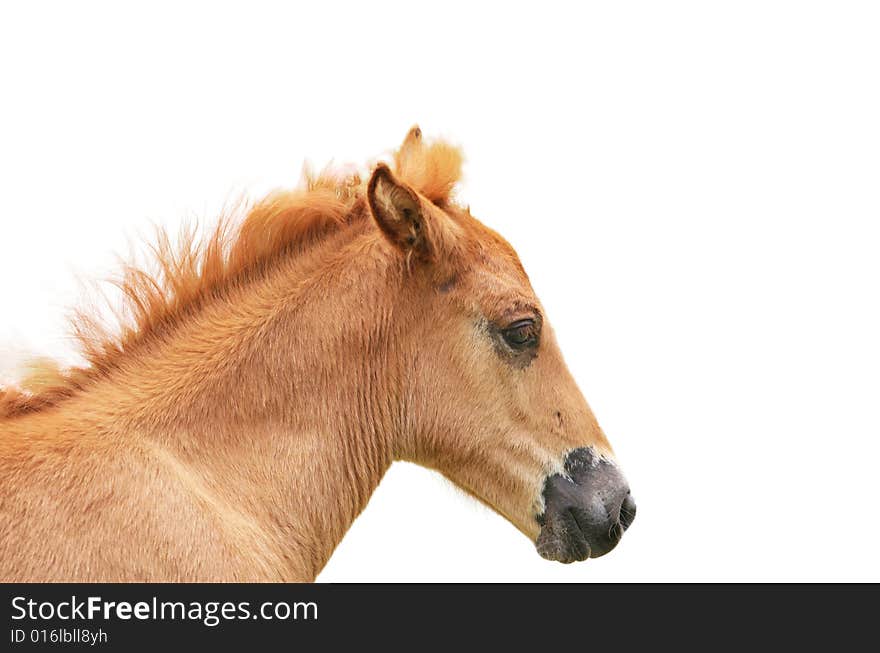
0, 128, 635, 581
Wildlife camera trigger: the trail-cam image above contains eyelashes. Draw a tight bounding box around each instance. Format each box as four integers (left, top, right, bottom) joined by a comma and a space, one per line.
501, 318, 540, 350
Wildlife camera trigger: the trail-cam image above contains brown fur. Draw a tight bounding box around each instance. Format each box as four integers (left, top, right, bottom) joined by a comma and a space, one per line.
0, 127, 612, 581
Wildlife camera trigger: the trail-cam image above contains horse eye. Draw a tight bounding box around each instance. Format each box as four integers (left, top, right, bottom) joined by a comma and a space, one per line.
502, 319, 538, 349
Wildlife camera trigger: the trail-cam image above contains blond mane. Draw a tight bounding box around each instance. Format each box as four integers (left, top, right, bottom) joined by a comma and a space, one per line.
0, 127, 463, 418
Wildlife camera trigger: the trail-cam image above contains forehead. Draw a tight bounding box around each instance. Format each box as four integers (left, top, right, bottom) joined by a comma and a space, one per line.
445, 207, 539, 316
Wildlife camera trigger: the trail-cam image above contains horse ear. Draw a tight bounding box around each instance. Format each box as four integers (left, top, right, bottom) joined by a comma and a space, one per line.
367, 163, 433, 259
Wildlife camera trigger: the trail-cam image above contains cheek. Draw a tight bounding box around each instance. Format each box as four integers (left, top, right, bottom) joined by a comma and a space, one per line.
434, 335, 527, 433
415, 323, 500, 410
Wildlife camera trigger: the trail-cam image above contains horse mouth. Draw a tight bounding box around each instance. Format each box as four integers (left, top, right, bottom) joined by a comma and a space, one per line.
535, 447, 636, 564
536, 493, 636, 563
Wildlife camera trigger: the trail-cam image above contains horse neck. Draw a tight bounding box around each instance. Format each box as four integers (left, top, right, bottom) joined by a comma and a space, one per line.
58, 226, 398, 578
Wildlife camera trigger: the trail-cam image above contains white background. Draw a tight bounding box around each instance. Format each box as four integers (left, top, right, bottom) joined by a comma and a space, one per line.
1, 2, 878, 582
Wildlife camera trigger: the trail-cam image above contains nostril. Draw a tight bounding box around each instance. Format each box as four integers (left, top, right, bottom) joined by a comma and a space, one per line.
619, 492, 637, 530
